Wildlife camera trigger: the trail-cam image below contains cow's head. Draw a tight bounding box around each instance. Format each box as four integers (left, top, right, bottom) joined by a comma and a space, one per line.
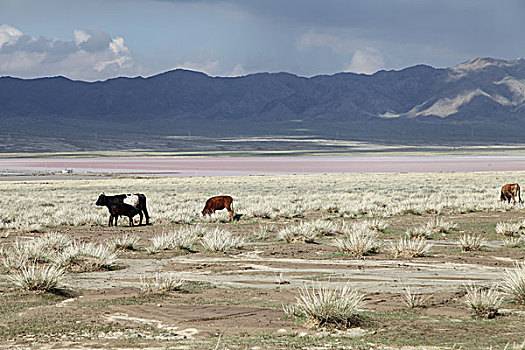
202, 208, 211, 216
95, 193, 107, 206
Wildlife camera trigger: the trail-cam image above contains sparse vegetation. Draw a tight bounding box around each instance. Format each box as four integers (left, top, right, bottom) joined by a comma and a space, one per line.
403, 285, 430, 308
389, 237, 433, 258
501, 262, 525, 304
458, 233, 486, 251
107, 234, 140, 251
464, 284, 503, 318
332, 224, 380, 257
139, 273, 184, 294
283, 282, 365, 328
201, 228, 245, 252
9, 262, 64, 292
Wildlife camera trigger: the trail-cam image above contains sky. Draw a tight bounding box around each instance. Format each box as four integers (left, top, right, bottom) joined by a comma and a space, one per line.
1, 0, 524, 81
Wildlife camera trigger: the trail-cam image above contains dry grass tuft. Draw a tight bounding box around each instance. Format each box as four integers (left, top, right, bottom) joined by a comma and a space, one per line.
9, 261, 64, 292
501, 262, 525, 304
458, 233, 485, 252
140, 273, 184, 294
463, 284, 503, 318
389, 237, 432, 258
283, 282, 365, 328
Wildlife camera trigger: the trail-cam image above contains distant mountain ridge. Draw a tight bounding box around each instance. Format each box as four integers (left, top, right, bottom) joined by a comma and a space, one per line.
2, 57, 525, 152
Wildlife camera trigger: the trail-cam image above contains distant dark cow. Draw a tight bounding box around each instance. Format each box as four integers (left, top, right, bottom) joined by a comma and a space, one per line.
96, 193, 150, 226
500, 183, 522, 204
202, 195, 234, 221
108, 202, 140, 227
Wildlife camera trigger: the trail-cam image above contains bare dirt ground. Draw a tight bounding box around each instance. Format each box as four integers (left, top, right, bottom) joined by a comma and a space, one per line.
1, 208, 525, 349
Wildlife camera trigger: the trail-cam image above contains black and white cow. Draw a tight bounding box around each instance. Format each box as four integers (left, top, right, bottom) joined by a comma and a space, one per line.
95, 193, 150, 226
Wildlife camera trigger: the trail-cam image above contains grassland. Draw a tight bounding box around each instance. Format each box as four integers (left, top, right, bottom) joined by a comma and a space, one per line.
1, 172, 525, 349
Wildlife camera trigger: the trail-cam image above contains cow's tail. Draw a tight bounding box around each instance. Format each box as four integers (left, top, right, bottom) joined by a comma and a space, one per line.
500, 190, 505, 202
519, 185, 523, 203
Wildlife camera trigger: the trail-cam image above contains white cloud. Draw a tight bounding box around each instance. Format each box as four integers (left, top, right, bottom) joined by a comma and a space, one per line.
73, 30, 90, 46
344, 47, 384, 74
0, 24, 23, 49
0, 24, 138, 81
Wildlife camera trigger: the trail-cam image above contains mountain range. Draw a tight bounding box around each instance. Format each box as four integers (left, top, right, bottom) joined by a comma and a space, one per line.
2, 57, 525, 153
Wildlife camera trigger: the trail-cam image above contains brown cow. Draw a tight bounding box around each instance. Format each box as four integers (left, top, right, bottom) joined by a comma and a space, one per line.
500, 183, 523, 204
202, 195, 234, 221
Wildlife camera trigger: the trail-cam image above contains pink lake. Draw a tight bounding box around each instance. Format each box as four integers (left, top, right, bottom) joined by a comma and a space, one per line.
1, 156, 525, 177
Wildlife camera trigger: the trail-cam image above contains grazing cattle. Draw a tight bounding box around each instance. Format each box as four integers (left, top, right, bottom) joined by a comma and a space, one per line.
108, 202, 140, 227
96, 193, 150, 226
500, 183, 522, 204
202, 195, 234, 221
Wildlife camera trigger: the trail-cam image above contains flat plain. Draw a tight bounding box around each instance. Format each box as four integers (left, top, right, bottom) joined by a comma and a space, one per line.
1, 169, 525, 349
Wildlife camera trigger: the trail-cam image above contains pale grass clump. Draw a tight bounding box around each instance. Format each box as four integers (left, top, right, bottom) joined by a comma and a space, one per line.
277, 222, 318, 243
201, 228, 245, 252
346, 219, 388, 233
366, 218, 389, 232
402, 285, 430, 308
405, 225, 433, 239
333, 225, 380, 257
495, 222, 523, 237
277, 203, 305, 219
253, 224, 274, 240
170, 227, 200, 250
139, 273, 184, 294
107, 234, 140, 251
425, 217, 457, 235
246, 202, 277, 219
53, 242, 118, 272
9, 262, 65, 292
307, 219, 338, 236
146, 227, 201, 253
389, 237, 433, 258
501, 262, 525, 304
283, 282, 365, 328
2, 233, 72, 269
458, 233, 485, 252
146, 232, 173, 254
464, 284, 503, 318
502, 236, 523, 248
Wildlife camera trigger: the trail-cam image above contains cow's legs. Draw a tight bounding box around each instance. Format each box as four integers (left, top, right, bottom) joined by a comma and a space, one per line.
138, 211, 143, 225
108, 215, 113, 227
129, 216, 134, 226
143, 208, 150, 225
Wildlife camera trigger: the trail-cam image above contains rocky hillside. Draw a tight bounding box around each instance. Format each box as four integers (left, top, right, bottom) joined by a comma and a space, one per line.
2, 57, 525, 152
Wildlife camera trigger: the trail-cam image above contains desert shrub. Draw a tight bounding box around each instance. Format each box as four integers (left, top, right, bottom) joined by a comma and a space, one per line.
53, 242, 117, 272
140, 273, 184, 294
405, 225, 433, 239
464, 284, 503, 318
201, 228, 244, 252
402, 285, 429, 308
501, 262, 525, 304
458, 233, 485, 252
502, 236, 523, 248
425, 217, 457, 235
333, 225, 379, 257
283, 282, 365, 328
107, 234, 140, 251
495, 222, 522, 237
389, 237, 432, 258
253, 224, 274, 240
9, 262, 64, 292
277, 222, 318, 243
